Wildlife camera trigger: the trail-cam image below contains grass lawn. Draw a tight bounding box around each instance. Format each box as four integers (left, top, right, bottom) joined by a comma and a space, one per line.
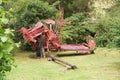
7, 48, 120, 80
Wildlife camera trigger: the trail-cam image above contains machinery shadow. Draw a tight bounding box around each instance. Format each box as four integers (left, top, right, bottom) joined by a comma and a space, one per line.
57, 53, 90, 57
28, 52, 91, 59
29, 54, 38, 59
51, 60, 67, 67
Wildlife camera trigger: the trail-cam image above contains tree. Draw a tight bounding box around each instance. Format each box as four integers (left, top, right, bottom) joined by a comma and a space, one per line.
89, 0, 116, 17
41, 0, 91, 18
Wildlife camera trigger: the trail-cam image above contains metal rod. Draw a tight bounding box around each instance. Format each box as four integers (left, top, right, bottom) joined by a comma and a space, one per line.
50, 55, 77, 69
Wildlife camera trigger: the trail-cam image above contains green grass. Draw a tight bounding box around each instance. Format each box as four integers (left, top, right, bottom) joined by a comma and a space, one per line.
7, 48, 120, 80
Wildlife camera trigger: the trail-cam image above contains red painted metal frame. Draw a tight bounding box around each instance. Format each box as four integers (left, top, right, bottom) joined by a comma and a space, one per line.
18, 21, 96, 54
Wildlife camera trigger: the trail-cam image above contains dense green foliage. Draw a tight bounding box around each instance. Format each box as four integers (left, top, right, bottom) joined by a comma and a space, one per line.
5, 0, 59, 50
86, 17, 120, 47
63, 13, 91, 44
63, 12, 120, 48
42, 0, 91, 17
2, 0, 120, 49
62, 0, 120, 48
0, 0, 15, 79
9, 0, 58, 29
88, 0, 120, 47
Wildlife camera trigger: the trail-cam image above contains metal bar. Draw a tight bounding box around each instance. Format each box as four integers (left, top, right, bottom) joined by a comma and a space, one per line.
49, 55, 77, 69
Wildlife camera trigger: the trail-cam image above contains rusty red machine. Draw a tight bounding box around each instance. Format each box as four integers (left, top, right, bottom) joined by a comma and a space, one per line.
18, 21, 96, 54
18, 21, 97, 70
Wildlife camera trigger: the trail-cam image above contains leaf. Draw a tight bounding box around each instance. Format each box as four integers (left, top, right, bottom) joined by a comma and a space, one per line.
0, 6, 4, 13
0, 28, 5, 34
15, 42, 21, 48
5, 65, 11, 71
0, 66, 4, 71
0, 0, 2, 4
1, 36, 7, 42
0, 18, 8, 24
6, 45, 13, 53
5, 28, 14, 36
0, 52, 3, 59
3, 44, 13, 53
2, 0, 7, 3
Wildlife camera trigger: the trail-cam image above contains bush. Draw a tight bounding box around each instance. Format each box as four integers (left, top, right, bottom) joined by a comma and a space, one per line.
86, 16, 120, 48
63, 13, 95, 44
8, 0, 59, 50
63, 12, 120, 48
87, 0, 120, 48
0, 1, 15, 79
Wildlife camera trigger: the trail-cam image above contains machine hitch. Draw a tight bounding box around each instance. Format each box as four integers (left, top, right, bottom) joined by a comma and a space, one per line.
48, 55, 77, 70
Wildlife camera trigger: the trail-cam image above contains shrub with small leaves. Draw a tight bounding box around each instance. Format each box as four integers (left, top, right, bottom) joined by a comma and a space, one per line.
0, 0, 15, 79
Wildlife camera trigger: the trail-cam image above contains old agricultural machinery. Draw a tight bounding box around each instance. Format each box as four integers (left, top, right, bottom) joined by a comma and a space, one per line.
18, 21, 96, 55
18, 21, 96, 69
